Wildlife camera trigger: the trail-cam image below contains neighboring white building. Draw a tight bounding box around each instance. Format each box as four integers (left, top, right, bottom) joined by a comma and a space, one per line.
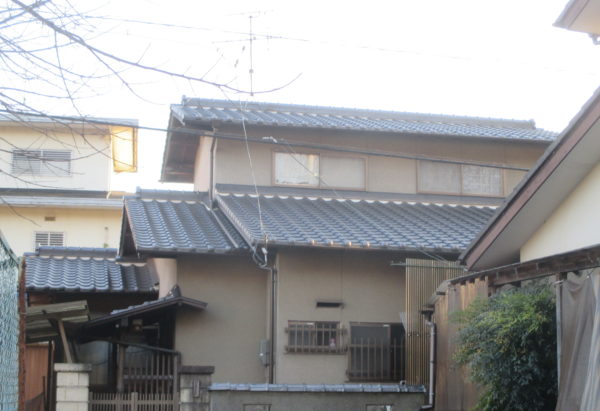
0, 114, 138, 255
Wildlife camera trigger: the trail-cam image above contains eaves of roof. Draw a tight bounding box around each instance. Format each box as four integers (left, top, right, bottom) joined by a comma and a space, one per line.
82, 292, 206, 328
460, 86, 600, 271
171, 99, 557, 141
0, 196, 122, 209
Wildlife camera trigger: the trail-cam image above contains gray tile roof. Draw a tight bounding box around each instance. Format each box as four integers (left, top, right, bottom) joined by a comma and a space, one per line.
209, 383, 425, 393
215, 183, 505, 207
216, 193, 497, 253
173, 98, 557, 141
25, 247, 155, 293
123, 190, 247, 254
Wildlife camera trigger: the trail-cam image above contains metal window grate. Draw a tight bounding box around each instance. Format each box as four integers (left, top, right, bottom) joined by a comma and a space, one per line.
347, 323, 405, 382
286, 321, 345, 353
12, 149, 71, 176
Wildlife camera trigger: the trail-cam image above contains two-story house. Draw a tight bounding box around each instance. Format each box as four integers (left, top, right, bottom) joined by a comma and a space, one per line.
0, 113, 138, 255
103, 98, 556, 409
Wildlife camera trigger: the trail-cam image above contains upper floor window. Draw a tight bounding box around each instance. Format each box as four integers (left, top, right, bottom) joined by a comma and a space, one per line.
274, 152, 319, 186
12, 149, 72, 176
274, 152, 365, 190
418, 160, 503, 197
34, 231, 65, 248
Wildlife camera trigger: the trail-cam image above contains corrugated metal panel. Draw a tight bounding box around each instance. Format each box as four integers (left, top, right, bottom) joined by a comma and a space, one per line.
404, 258, 464, 386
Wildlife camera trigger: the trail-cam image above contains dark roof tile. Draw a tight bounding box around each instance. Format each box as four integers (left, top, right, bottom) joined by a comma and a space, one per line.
173, 98, 557, 142
25, 247, 154, 293
216, 193, 496, 253
124, 191, 247, 254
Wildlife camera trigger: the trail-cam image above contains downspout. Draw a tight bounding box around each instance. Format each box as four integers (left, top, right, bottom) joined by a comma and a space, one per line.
250, 246, 277, 383
420, 319, 436, 410
269, 265, 277, 383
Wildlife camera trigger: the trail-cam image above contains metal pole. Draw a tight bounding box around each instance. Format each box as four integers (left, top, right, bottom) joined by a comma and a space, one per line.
555, 273, 565, 386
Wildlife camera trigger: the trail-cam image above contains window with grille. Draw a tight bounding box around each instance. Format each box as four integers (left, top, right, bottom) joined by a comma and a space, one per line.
12, 149, 71, 176
286, 321, 344, 353
34, 232, 65, 248
348, 323, 405, 382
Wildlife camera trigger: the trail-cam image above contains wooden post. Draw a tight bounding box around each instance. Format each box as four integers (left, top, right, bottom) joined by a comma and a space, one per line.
117, 344, 126, 393
56, 319, 73, 363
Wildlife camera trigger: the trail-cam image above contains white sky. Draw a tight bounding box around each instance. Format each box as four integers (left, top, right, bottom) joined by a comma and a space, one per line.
27, 0, 600, 190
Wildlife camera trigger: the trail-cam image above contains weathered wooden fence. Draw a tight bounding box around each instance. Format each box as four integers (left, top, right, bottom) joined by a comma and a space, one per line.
434, 277, 487, 411
91, 349, 180, 410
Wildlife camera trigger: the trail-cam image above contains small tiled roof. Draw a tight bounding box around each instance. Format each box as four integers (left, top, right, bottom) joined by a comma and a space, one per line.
25, 247, 155, 293
173, 98, 557, 142
123, 190, 247, 254
216, 193, 496, 253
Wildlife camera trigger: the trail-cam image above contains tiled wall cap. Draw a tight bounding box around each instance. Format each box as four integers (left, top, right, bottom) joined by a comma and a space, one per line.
54, 363, 92, 372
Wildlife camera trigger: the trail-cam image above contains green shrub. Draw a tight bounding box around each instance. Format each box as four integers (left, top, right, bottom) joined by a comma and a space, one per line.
453, 283, 557, 411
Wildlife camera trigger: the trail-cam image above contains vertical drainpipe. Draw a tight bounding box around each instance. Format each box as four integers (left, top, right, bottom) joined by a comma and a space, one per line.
269, 266, 277, 383
555, 272, 565, 386
420, 316, 436, 410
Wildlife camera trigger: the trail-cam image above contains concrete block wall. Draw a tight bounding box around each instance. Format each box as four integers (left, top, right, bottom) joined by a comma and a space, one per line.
180, 365, 214, 411
54, 363, 91, 411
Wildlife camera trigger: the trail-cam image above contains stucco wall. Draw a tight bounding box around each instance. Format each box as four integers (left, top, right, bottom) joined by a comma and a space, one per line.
175, 255, 268, 383
274, 249, 405, 384
193, 136, 213, 191
0, 127, 111, 191
0, 206, 121, 255
520, 161, 600, 262
211, 126, 544, 197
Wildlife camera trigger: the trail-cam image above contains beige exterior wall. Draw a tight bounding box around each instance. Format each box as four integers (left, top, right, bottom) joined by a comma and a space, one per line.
274, 249, 404, 384
0, 206, 121, 255
212, 126, 545, 198
0, 126, 111, 191
520, 161, 600, 262
148, 258, 177, 297
193, 136, 213, 191
175, 254, 268, 383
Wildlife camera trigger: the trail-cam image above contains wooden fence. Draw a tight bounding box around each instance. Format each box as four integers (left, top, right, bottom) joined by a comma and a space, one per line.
433, 277, 487, 411
89, 392, 178, 411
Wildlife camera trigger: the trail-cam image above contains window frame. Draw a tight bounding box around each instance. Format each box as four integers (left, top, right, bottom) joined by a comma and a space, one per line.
285, 320, 345, 354
416, 160, 505, 197
272, 151, 367, 191
12, 149, 72, 177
